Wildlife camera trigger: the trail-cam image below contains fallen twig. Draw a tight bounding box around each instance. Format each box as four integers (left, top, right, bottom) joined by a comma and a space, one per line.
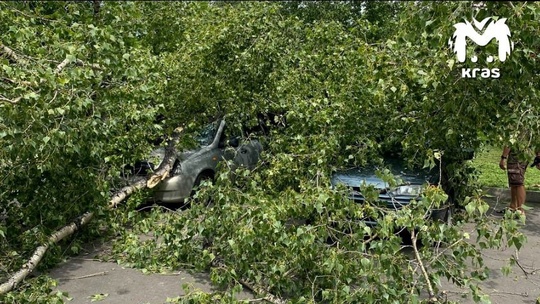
75, 59, 103, 71
1, 77, 33, 87
491, 290, 529, 297
512, 251, 539, 277
59, 271, 108, 281
410, 229, 437, 302
0, 95, 21, 105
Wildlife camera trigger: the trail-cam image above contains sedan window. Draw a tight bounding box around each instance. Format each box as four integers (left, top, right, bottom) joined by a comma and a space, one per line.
194, 121, 219, 147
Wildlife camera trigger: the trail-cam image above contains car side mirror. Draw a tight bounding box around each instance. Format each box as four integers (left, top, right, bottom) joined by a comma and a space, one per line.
228, 137, 240, 148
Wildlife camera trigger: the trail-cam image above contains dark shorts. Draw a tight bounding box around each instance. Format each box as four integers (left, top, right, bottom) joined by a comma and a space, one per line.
507, 162, 528, 186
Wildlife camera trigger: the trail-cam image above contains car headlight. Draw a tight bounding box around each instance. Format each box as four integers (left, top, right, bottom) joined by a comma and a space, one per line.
391, 185, 424, 196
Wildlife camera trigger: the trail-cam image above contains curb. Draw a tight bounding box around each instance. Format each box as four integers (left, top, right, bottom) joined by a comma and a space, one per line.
483, 187, 540, 204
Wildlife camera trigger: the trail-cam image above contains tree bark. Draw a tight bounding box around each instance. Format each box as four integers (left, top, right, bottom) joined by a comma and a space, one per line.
54, 58, 71, 74
0, 44, 25, 64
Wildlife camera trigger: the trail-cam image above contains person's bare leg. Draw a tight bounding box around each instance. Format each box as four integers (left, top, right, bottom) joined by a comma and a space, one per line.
509, 185, 518, 210
516, 185, 526, 213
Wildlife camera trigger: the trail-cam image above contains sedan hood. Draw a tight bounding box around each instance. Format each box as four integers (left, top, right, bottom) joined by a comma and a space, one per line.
331, 161, 435, 190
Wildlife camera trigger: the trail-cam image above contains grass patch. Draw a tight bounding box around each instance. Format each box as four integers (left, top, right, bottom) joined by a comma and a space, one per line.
472, 147, 540, 190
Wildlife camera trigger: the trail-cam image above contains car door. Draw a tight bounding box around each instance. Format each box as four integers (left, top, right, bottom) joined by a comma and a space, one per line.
231, 140, 262, 170
220, 123, 262, 170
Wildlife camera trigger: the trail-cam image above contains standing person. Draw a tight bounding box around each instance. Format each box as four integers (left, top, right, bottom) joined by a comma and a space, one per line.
498, 147, 540, 215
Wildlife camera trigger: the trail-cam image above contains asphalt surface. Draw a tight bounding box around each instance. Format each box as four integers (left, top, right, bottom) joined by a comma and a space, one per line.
48, 239, 255, 303
48, 189, 540, 304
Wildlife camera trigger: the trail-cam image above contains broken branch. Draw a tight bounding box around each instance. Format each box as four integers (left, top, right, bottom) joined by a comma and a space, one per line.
0, 95, 22, 104
110, 128, 182, 208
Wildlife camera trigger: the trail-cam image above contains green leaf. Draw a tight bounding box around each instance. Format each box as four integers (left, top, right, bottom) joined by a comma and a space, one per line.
447, 59, 455, 70
90, 293, 109, 302
66, 54, 76, 62
361, 258, 370, 268
24, 92, 39, 100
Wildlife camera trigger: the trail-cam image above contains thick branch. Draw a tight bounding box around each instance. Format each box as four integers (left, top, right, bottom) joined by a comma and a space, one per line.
110, 129, 182, 208
54, 58, 71, 74
0, 212, 94, 294
55, 58, 104, 74
146, 145, 177, 188
0, 44, 24, 64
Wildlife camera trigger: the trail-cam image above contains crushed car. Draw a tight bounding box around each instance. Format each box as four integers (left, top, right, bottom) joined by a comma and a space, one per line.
127, 119, 262, 204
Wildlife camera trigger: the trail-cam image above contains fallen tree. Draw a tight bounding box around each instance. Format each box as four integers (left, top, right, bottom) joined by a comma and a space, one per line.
0, 132, 181, 295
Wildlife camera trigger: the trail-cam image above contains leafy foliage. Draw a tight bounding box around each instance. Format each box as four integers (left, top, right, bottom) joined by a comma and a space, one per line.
1, 1, 539, 303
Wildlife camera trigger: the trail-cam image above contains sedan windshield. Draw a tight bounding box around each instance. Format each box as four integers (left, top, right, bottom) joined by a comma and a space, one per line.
194, 121, 219, 147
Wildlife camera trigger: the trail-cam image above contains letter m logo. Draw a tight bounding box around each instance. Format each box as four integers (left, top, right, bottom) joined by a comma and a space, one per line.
448, 17, 514, 63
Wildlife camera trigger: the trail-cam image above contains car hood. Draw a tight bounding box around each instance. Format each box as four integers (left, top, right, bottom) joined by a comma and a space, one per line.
331, 162, 435, 190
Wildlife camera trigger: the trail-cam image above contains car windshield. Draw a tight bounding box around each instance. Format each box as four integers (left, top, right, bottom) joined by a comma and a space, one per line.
194, 121, 219, 147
